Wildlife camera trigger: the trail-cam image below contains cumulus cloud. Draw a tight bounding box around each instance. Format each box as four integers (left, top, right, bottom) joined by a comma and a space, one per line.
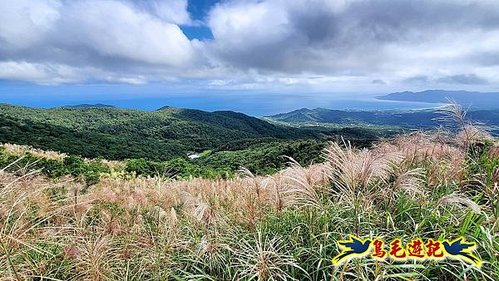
0, 61, 149, 85
0, 0, 197, 83
0, 0, 61, 49
133, 0, 192, 24
207, 1, 498, 67
58, 0, 194, 66
0, 0, 499, 91
206, 0, 499, 89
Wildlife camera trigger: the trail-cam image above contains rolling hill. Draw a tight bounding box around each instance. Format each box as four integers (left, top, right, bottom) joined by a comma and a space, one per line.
267, 107, 499, 131
0, 104, 382, 162
268, 108, 437, 127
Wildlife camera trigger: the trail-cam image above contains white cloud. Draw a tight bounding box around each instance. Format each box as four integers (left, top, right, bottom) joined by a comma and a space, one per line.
59, 0, 194, 66
0, 0, 499, 92
0, 0, 60, 49
141, 0, 192, 25
204, 0, 499, 90
0, 0, 197, 83
209, 1, 289, 48
0, 61, 149, 85
0, 61, 72, 84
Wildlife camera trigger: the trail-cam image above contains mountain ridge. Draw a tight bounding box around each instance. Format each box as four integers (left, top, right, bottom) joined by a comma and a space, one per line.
378, 90, 499, 109
59, 103, 116, 109
0, 103, 381, 161
267, 107, 499, 133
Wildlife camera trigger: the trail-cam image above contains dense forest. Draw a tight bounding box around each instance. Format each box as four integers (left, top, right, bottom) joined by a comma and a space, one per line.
0, 104, 390, 177
0, 139, 326, 181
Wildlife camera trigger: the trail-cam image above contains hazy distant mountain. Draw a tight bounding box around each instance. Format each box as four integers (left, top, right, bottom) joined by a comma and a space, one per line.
268, 107, 499, 131
60, 104, 116, 109
378, 90, 499, 109
268, 108, 439, 128
156, 105, 171, 110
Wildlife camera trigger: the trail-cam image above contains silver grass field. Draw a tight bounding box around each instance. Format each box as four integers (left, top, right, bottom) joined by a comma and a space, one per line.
0, 107, 498, 280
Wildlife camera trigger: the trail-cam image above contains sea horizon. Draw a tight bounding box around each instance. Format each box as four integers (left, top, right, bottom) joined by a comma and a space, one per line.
0, 94, 443, 116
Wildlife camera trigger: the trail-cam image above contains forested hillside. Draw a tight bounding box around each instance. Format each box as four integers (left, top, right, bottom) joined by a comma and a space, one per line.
267, 107, 499, 134
0, 139, 327, 181
0, 104, 385, 164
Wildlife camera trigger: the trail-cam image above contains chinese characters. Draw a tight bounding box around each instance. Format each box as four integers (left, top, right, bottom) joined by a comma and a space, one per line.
332, 235, 481, 267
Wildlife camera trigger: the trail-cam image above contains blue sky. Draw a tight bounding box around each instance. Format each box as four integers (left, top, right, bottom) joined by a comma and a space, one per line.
181, 0, 218, 39
1, 0, 499, 107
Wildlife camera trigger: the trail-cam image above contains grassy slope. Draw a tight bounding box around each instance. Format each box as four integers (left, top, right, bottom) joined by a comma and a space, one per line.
0, 130, 497, 280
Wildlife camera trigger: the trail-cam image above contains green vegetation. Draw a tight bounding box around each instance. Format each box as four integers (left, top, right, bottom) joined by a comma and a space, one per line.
0, 104, 390, 181
0, 127, 497, 280
123, 139, 327, 178
0, 139, 326, 181
1, 103, 497, 280
0, 104, 388, 162
267, 107, 499, 134
0, 146, 110, 186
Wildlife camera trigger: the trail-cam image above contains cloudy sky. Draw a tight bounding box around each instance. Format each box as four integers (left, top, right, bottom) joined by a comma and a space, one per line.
1, 0, 499, 97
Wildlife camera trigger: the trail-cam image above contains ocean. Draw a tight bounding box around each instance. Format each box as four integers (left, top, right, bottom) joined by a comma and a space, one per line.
0, 89, 442, 116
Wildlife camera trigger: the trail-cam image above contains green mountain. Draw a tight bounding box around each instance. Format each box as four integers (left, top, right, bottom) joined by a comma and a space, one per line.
267, 107, 499, 132
268, 108, 439, 127
0, 104, 381, 162
61, 104, 116, 109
